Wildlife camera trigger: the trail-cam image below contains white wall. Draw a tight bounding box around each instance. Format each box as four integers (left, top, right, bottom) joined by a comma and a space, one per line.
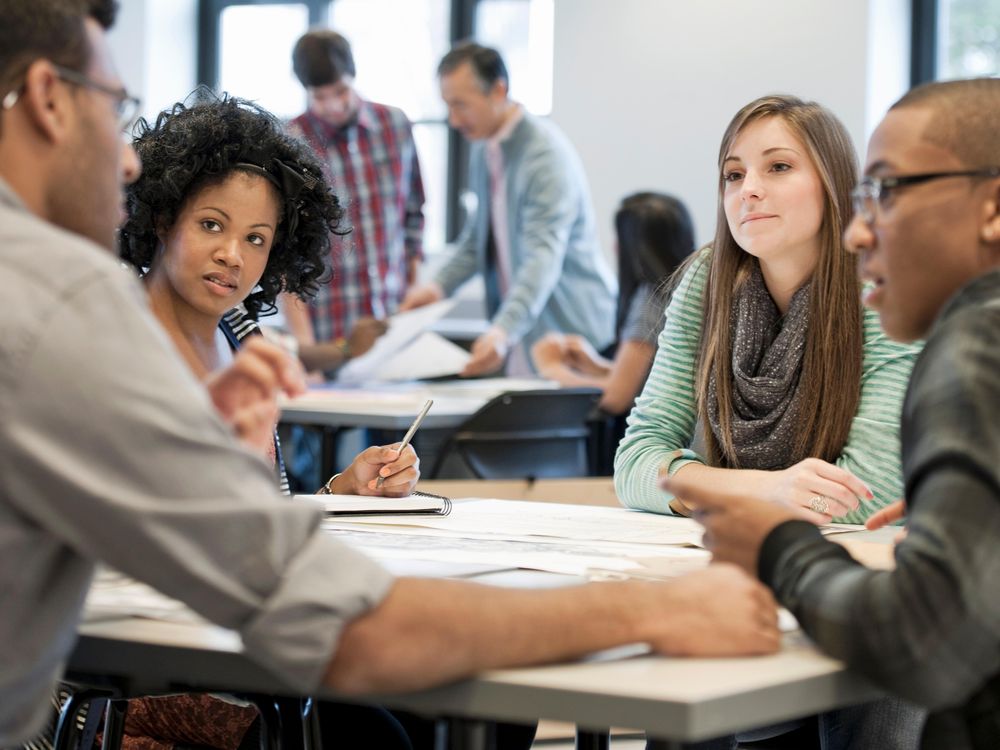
107, 0, 198, 123
550, 0, 907, 252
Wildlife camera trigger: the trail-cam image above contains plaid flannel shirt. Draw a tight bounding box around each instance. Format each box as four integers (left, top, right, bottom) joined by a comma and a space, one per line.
288, 101, 425, 341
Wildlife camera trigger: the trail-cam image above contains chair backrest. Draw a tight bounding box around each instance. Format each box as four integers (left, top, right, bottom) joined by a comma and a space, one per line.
429, 388, 602, 479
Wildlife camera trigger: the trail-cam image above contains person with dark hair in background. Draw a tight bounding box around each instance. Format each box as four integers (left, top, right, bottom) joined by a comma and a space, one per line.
400, 41, 617, 377
0, 5, 782, 749
532, 191, 696, 415
282, 28, 425, 373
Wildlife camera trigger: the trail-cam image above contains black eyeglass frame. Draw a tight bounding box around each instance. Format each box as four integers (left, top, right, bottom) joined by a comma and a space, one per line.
51, 64, 141, 133
852, 167, 1000, 224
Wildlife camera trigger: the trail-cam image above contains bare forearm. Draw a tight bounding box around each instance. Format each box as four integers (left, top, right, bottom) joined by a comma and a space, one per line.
538, 361, 609, 392
298, 342, 347, 372
324, 577, 652, 694
280, 293, 317, 345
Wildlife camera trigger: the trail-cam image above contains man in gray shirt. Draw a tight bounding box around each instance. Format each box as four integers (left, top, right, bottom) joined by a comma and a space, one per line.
401, 43, 617, 376
0, 2, 780, 745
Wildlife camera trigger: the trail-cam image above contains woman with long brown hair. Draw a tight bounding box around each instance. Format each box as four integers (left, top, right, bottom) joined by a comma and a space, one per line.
615, 94, 919, 525
616, 95, 924, 748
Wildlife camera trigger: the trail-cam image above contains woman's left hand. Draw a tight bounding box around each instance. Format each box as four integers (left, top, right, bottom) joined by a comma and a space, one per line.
332, 443, 420, 497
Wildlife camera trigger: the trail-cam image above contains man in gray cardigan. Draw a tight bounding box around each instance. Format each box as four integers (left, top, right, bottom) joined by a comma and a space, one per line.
401, 42, 616, 376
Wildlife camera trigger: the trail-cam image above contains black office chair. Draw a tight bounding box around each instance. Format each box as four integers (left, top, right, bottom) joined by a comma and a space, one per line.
428, 388, 602, 479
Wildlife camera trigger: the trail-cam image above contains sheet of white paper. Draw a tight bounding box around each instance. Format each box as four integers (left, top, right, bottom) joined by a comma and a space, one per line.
331, 523, 715, 579
297, 493, 447, 514
85, 570, 204, 624
324, 498, 706, 547
375, 331, 471, 382
337, 299, 457, 384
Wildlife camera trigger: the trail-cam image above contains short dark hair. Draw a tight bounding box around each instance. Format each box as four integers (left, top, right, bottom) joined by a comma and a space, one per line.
0, 0, 118, 91
891, 78, 1000, 169
120, 93, 343, 318
292, 29, 356, 88
437, 41, 508, 93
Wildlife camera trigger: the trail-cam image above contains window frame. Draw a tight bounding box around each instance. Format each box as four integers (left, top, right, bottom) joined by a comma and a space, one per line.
910, 0, 938, 86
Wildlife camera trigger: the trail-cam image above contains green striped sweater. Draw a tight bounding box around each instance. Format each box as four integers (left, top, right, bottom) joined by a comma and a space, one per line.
613, 250, 920, 523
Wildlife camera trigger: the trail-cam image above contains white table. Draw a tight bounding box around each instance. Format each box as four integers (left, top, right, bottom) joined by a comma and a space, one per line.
70, 506, 892, 748
279, 378, 559, 431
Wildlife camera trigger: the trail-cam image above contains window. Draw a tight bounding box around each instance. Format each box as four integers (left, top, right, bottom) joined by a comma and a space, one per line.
936, 0, 1000, 78
218, 3, 309, 117
327, 0, 451, 251
475, 0, 553, 115
911, 0, 1000, 83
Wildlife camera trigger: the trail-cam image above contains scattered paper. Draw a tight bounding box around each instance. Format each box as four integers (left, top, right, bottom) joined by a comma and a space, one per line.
337, 300, 457, 384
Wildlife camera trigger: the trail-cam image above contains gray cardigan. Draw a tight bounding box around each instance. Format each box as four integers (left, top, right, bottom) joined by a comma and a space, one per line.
434, 112, 616, 353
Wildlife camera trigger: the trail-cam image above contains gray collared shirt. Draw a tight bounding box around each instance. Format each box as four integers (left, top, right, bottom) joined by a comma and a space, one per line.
0, 178, 393, 745
760, 268, 1000, 749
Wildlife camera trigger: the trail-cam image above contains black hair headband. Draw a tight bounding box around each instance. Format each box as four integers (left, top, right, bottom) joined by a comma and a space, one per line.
235, 148, 319, 239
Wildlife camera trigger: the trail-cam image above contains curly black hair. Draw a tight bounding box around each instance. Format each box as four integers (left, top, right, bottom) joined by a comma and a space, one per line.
120, 92, 342, 317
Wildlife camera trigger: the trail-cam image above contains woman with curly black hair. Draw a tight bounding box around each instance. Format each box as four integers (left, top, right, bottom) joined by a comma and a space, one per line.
112, 95, 422, 750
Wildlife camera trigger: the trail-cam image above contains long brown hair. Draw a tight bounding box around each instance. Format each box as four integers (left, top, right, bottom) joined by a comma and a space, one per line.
696, 95, 862, 467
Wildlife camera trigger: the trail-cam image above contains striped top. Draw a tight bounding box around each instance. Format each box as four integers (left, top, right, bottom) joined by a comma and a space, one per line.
613, 250, 921, 523
220, 307, 291, 496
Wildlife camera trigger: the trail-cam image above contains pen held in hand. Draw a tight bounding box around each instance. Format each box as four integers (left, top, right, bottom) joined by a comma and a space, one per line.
375, 398, 433, 489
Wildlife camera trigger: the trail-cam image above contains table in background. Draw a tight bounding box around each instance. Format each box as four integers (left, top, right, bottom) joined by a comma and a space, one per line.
278, 378, 560, 480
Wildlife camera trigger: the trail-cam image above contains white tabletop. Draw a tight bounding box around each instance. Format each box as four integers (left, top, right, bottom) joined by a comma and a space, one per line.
71, 502, 892, 743
278, 377, 560, 430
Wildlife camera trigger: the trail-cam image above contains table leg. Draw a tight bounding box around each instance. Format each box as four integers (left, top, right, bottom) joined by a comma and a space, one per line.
101, 700, 128, 750
576, 727, 610, 749
433, 717, 497, 750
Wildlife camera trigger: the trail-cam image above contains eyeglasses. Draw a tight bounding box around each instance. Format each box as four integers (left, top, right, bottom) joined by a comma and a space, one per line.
852, 167, 1000, 225
0, 65, 141, 134
53, 65, 141, 133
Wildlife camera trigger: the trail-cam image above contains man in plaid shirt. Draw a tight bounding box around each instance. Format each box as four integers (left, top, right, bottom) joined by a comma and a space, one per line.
284, 29, 425, 353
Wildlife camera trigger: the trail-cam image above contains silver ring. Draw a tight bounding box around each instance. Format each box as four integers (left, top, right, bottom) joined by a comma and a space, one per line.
808, 495, 831, 515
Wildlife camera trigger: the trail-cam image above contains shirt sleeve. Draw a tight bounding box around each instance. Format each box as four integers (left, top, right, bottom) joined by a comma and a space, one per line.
491, 149, 578, 342
433, 148, 482, 295
761, 466, 1000, 710
0, 267, 394, 692
403, 120, 425, 262
614, 255, 709, 513
831, 311, 919, 523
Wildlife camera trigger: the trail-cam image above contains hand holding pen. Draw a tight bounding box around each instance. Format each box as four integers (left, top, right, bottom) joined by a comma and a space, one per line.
322, 399, 431, 497
376, 398, 433, 489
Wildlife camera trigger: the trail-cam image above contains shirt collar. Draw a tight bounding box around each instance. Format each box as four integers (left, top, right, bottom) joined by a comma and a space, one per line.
934, 266, 1000, 327
0, 175, 28, 212
487, 103, 524, 148
307, 98, 378, 141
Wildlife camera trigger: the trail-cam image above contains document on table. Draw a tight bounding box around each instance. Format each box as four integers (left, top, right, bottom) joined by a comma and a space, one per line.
84, 569, 205, 624
330, 526, 709, 578
324, 498, 707, 547
297, 492, 451, 516
337, 300, 469, 384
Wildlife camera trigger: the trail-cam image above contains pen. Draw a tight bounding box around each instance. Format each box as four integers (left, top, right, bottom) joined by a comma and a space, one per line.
376, 398, 433, 489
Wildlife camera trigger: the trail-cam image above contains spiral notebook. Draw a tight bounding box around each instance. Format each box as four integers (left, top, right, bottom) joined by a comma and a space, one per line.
296, 490, 452, 517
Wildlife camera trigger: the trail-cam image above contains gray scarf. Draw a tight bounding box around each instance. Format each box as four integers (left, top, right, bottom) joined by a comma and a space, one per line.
706, 263, 811, 470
